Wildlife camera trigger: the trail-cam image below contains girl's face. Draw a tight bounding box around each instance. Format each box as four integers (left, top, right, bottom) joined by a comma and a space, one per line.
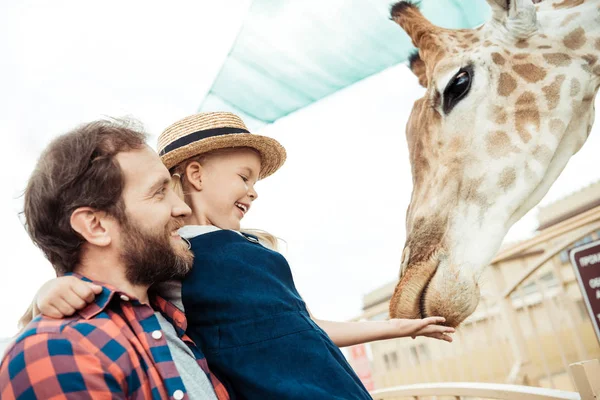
193, 148, 261, 230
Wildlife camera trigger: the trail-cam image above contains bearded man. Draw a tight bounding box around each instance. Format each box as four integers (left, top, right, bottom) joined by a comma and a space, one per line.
0, 121, 230, 400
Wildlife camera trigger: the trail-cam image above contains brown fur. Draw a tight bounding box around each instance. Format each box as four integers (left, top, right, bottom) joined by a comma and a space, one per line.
570, 78, 581, 96
498, 73, 518, 96
512, 63, 547, 83
493, 106, 509, 124
486, 131, 520, 158
563, 27, 587, 50
543, 53, 572, 67
549, 118, 567, 136
553, 0, 585, 9
498, 168, 517, 190
515, 92, 540, 143
542, 75, 566, 110
492, 52, 506, 65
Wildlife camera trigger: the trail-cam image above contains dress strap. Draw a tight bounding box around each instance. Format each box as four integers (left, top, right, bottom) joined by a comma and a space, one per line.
240, 232, 260, 244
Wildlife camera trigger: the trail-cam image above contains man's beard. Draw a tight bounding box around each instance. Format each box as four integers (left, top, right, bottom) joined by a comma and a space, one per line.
119, 216, 193, 286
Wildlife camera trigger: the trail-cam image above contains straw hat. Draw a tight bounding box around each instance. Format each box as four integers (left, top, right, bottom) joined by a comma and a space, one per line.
158, 112, 286, 179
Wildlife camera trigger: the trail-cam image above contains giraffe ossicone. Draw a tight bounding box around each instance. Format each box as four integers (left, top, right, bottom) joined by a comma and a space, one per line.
389, 0, 600, 327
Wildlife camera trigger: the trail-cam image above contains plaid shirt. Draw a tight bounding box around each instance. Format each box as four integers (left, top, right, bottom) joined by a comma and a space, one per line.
0, 275, 230, 400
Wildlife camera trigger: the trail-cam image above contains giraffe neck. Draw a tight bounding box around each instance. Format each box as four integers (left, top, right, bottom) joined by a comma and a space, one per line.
538, 0, 600, 56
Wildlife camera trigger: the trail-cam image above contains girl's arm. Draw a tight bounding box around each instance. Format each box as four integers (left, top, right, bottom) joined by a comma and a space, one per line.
19, 276, 102, 329
308, 308, 454, 347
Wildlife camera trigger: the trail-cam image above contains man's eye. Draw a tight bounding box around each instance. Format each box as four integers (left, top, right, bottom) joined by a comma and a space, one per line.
240, 175, 248, 182
155, 187, 167, 196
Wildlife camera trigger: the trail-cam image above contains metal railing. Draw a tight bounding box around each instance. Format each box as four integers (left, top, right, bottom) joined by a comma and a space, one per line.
370, 359, 599, 400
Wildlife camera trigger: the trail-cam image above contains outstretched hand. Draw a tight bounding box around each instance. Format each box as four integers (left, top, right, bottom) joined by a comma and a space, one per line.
388, 317, 455, 342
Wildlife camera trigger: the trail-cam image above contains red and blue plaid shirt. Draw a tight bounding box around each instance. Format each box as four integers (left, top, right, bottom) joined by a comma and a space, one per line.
0, 275, 230, 400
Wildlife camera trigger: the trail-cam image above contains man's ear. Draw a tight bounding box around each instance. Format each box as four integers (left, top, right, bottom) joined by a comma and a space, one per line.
409, 51, 428, 88
185, 161, 204, 191
70, 207, 112, 247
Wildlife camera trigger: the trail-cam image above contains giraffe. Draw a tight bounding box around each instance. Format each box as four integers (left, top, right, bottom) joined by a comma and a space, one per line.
388, 0, 600, 327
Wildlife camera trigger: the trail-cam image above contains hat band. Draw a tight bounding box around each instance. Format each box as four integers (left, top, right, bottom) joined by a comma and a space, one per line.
160, 126, 249, 156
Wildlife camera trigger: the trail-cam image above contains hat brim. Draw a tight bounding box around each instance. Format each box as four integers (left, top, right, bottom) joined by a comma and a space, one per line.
160, 132, 286, 179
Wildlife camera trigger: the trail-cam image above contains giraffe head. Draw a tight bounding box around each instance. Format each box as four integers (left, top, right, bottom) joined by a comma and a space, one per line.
389, 0, 600, 327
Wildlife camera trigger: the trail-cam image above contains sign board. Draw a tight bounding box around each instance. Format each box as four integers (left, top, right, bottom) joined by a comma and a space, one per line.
570, 239, 600, 345
348, 344, 375, 391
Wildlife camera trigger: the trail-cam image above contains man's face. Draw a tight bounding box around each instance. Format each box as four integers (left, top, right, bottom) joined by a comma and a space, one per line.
115, 146, 193, 285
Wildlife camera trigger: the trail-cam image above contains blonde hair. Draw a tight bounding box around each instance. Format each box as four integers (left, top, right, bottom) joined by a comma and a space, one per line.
170, 148, 280, 251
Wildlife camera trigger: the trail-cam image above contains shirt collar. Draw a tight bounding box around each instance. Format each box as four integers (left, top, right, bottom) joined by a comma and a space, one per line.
62, 273, 120, 319
151, 296, 188, 335
178, 225, 222, 239
64, 273, 183, 328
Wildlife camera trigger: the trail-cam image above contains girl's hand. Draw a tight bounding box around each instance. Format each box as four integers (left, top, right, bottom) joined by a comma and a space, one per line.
36, 276, 102, 319
388, 317, 455, 342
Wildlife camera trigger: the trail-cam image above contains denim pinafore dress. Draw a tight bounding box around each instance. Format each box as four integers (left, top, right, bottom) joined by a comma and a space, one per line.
181, 229, 372, 400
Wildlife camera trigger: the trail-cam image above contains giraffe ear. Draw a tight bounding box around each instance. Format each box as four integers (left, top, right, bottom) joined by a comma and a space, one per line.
408, 51, 428, 88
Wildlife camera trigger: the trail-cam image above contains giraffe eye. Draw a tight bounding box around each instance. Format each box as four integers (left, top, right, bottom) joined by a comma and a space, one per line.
443, 66, 473, 114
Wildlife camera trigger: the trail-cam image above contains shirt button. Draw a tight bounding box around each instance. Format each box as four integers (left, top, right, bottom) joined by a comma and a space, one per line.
120, 295, 130, 301
173, 389, 184, 400
151, 330, 163, 340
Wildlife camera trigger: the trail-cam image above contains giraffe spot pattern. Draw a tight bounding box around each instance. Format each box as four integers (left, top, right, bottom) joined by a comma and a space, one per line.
570, 78, 581, 96
516, 40, 529, 49
513, 64, 547, 83
583, 54, 598, 67
498, 168, 517, 191
553, 0, 584, 9
542, 75, 566, 110
596, 38, 600, 51
563, 28, 587, 50
461, 177, 489, 208
581, 62, 592, 73
549, 119, 566, 136
515, 92, 539, 143
513, 54, 529, 60
492, 52, 506, 65
486, 131, 520, 158
493, 106, 508, 124
543, 53, 571, 67
560, 12, 581, 27
498, 73, 517, 96
538, 45, 553, 49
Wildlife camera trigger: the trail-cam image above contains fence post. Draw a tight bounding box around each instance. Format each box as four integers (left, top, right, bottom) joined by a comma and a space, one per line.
489, 264, 530, 383
569, 359, 600, 399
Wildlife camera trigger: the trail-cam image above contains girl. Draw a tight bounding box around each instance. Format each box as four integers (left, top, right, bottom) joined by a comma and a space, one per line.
30, 112, 454, 399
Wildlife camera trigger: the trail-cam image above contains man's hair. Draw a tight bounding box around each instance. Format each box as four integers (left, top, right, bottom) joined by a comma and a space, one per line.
23, 119, 147, 275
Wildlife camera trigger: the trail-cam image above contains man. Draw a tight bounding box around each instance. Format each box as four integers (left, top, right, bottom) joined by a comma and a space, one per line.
0, 120, 230, 400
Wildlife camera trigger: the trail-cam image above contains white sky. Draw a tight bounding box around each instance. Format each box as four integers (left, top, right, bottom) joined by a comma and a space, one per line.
1, 1, 599, 341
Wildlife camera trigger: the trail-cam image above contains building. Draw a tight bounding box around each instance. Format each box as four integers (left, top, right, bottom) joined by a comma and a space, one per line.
347, 182, 600, 392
